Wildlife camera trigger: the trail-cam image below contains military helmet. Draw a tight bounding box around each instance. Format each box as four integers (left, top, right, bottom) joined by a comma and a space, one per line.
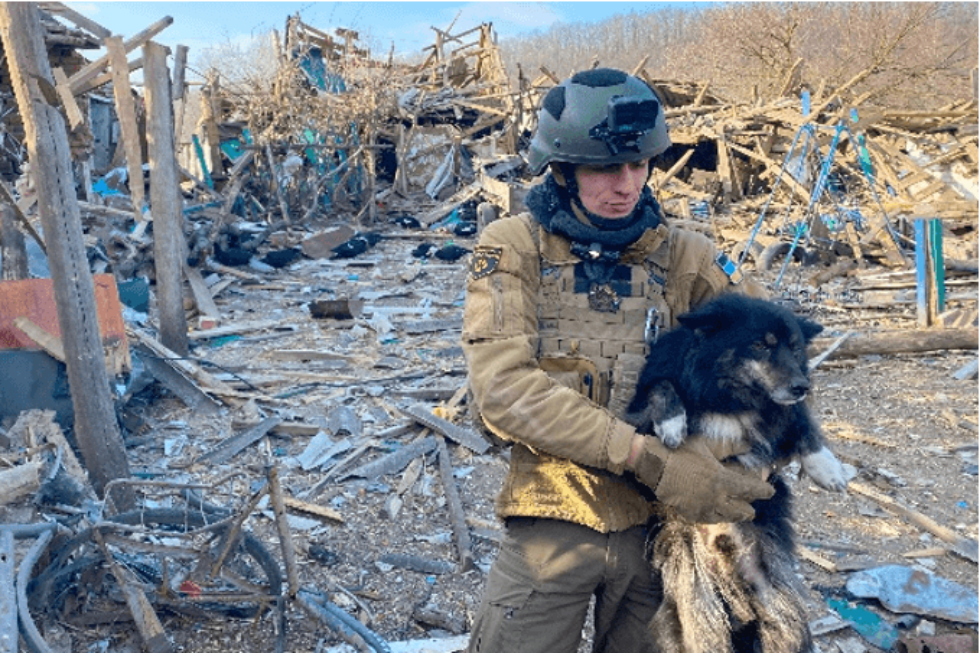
525, 68, 670, 176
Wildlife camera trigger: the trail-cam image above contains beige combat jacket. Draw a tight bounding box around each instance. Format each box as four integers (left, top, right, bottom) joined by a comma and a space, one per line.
461, 213, 735, 532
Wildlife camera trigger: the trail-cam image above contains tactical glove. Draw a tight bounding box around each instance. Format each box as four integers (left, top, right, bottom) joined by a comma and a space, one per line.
626, 435, 775, 523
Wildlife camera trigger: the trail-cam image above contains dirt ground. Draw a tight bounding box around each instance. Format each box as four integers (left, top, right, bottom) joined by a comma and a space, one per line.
18, 215, 979, 653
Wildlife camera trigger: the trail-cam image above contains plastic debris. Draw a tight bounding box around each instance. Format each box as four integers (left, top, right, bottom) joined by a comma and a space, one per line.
827, 597, 901, 650
846, 565, 979, 624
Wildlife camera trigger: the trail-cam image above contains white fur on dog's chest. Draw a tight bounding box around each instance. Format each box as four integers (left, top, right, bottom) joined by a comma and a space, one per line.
697, 412, 759, 445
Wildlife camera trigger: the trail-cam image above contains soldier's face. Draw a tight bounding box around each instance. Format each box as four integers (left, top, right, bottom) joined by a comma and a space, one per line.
574, 160, 649, 219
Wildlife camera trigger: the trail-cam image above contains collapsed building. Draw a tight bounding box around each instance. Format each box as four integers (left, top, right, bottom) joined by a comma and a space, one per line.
0, 4, 977, 652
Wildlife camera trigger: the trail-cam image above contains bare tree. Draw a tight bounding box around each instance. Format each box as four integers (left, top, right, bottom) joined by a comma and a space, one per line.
497, 2, 977, 109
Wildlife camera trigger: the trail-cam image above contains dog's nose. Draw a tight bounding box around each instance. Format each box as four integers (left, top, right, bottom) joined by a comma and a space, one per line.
790, 379, 810, 398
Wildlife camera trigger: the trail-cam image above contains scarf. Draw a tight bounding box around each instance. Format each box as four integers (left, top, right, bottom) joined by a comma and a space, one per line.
525, 173, 662, 288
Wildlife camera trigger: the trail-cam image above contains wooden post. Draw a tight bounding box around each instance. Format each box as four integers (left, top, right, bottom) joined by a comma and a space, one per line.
144, 40, 189, 357
716, 133, 733, 202
0, 3, 133, 506
106, 35, 146, 215
200, 71, 223, 183
265, 143, 290, 224
172, 44, 188, 144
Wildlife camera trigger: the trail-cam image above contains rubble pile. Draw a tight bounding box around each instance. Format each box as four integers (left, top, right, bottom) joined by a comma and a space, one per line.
0, 4, 977, 653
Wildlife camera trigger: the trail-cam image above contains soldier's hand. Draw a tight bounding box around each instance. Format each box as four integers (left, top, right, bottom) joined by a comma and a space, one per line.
627, 435, 774, 523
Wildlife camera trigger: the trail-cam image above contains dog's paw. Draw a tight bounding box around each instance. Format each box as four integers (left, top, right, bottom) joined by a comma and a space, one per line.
802, 447, 848, 491
654, 413, 687, 449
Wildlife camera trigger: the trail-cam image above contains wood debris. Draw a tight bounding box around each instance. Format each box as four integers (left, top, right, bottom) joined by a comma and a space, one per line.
0, 5, 976, 653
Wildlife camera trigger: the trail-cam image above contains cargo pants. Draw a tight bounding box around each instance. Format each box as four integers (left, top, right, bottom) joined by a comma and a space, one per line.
466, 517, 659, 653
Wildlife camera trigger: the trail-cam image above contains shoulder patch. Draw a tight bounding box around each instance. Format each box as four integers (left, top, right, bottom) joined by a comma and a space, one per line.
715, 252, 744, 285
470, 245, 503, 280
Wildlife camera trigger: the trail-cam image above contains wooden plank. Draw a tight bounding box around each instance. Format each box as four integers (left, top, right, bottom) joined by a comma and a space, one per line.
397, 403, 490, 454
13, 316, 65, 361
194, 416, 282, 465
201, 74, 223, 182
92, 528, 175, 653
0, 460, 43, 506
185, 266, 221, 319
843, 221, 865, 267
418, 182, 481, 225
51, 66, 84, 128
849, 481, 978, 563
343, 436, 438, 481
38, 2, 111, 39
132, 341, 222, 415
129, 327, 242, 399
67, 15, 173, 93
74, 56, 143, 96
187, 319, 281, 340
654, 148, 694, 190
265, 143, 290, 223
172, 44, 188, 100
797, 545, 837, 572
105, 35, 145, 214
436, 433, 474, 571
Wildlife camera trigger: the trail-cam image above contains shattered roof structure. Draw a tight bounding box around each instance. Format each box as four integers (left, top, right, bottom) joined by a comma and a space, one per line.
0, 3, 976, 652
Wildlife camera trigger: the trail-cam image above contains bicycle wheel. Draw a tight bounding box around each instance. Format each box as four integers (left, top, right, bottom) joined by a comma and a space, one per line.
29, 507, 283, 621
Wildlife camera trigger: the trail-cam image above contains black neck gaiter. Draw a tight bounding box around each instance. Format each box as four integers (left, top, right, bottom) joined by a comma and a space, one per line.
525, 173, 662, 287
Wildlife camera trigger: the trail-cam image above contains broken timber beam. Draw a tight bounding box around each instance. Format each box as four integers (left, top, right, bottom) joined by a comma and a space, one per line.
132, 342, 222, 414
0, 3, 133, 506
13, 316, 65, 361
343, 436, 438, 481
849, 481, 978, 564
808, 327, 977, 360
398, 403, 490, 454
92, 527, 175, 653
418, 182, 482, 226
193, 416, 282, 465
435, 432, 475, 572
67, 15, 173, 94
185, 266, 221, 320
39, 2, 112, 40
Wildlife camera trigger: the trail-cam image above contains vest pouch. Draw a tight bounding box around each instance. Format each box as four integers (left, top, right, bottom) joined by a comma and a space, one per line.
606, 352, 649, 421
539, 356, 601, 404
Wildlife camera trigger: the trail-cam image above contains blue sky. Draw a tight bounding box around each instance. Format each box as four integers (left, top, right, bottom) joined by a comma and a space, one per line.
66, 2, 697, 66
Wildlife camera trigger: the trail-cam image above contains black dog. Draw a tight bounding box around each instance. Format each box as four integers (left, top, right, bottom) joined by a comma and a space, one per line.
625, 293, 846, 653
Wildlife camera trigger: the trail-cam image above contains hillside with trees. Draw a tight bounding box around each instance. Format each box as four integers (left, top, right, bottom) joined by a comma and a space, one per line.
498, 2, 978, 109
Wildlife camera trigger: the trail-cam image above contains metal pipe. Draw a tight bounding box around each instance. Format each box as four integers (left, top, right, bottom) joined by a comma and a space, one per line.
1, 529, 16, 653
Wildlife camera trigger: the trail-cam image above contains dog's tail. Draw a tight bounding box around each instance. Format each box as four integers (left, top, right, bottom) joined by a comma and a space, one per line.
650, 522, 814, 653
651, 522, 738, 653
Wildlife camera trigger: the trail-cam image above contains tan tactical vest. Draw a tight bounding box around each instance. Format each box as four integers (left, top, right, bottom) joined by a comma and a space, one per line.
493, 214, 675, 532
529, 214, 673, 417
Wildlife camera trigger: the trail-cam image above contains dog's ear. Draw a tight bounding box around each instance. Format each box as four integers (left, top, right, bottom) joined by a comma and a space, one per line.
797, 316, 823, 341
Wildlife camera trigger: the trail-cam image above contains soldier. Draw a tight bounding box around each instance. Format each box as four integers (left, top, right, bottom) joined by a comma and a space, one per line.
462, 68, 774, 653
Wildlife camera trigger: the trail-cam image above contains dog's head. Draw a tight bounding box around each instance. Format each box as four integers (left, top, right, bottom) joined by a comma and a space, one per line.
680, 295, 823, 406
